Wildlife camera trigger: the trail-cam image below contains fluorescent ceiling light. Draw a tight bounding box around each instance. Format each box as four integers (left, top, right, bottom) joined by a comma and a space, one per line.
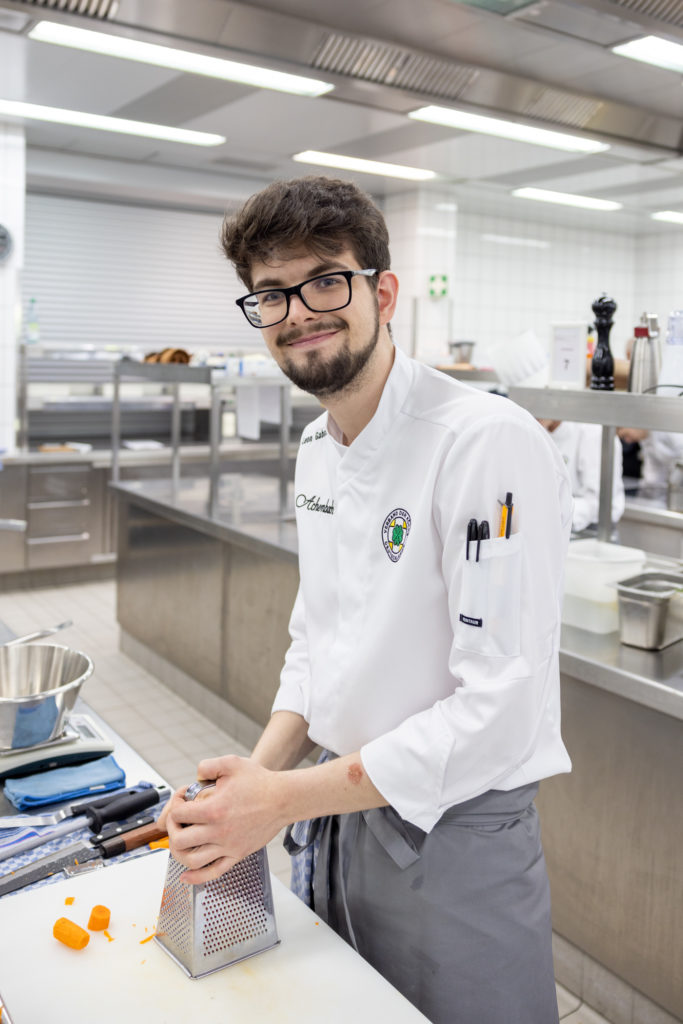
651, 210, 683, 224
409, 105, 609, 154
0, 98, 225, 146
292, 150, 437, 181
612, 35, 683, 74
29, 20, 333, 97
482, 233, 550, 249
512, 187, 622, 211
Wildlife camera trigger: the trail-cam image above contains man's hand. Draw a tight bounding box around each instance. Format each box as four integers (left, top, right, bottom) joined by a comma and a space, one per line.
165, 756, 286, 885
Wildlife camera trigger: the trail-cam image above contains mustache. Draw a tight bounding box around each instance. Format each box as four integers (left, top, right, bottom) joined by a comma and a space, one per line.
276, 316, 346, 347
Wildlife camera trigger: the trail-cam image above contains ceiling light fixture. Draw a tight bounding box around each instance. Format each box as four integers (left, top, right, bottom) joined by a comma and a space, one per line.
409, 105, 609, 154
292, 150, 437, 181
28, 20, 334, 97
0, 98, 225, 146
612, 35, 683, 74
512, 187, 622, 211
651, 210, 683, 224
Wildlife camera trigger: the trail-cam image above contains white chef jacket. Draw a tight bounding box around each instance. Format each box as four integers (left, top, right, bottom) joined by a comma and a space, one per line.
546, 421, 625, 532
272, 346, 573, 832
640, 431, 683, 489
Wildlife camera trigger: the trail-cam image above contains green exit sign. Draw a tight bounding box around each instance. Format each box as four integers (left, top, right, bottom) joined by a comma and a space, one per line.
429, 274, 448, 297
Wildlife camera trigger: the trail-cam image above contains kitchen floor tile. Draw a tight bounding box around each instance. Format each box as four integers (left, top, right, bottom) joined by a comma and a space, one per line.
558, 983, 583, 1019
563, 1006, 616, 1024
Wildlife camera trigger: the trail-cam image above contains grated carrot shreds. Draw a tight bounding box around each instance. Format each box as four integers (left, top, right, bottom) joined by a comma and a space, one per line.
139, 932, 156, 944
148, 838, 169, 850
103, 930, 115, 942
64, 897, 75, 906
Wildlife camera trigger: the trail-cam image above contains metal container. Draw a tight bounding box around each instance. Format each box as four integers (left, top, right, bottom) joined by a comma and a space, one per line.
667, 460, 683, 513
616, 572, 683, 650
0, 644, 93, 750
448, 340, 475, 364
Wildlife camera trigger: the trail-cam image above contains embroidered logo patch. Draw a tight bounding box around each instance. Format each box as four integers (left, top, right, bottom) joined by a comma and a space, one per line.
382, 508, 411, 562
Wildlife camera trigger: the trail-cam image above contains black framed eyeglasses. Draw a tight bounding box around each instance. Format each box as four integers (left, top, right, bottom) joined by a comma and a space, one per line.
236, 269, 377, 328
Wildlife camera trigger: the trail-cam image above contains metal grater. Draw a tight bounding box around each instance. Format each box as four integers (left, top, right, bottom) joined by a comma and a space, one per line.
154, 782, 279, 978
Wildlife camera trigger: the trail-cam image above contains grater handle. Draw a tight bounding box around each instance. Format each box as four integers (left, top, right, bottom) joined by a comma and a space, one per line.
185, 780, 216, 801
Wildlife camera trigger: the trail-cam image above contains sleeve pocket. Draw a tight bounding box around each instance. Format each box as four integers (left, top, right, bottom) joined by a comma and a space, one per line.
454, 533, 522, 657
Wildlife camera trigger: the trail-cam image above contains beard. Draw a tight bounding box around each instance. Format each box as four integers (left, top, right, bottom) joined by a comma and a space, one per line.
274, 309, 380, 399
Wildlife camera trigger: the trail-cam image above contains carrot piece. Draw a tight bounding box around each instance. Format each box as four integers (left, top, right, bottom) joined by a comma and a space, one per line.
139, 932, 156, 944
88, 904, 111, 931
103, 930, 115, 942
53, 917, 90, 950
64, 896, 75, 906
148, 837, 169, 850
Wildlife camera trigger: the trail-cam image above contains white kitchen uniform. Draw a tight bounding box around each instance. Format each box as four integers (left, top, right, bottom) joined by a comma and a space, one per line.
546, 420, 625, 532
274, 345, 572, 1023
640, 430, 683, 490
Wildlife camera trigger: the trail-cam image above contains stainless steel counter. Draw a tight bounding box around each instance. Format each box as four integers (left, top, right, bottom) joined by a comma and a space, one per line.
1, 439, 298, 471
112, 475, 683, 722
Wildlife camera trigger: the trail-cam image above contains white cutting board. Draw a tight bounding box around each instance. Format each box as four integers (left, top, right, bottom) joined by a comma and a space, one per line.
0, 851, 429, 1024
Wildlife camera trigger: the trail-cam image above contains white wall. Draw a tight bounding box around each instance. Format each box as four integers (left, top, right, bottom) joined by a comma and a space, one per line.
633, 227, 683, 336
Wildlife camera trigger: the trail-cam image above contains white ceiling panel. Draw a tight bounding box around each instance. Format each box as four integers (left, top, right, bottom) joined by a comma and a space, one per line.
387, 132, 592, 181
522, 41, 619, 85
575, 58, 680, 102
439, 17, 562, 74
527, 161, 676, 195
184, 91, 405, 159
1, 35, 180, 113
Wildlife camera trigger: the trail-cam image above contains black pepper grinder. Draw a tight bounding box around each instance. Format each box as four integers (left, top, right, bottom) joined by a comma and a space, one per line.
590, 293, 616, 390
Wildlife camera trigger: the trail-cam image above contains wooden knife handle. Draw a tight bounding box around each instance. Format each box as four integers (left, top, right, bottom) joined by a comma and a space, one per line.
98, 822, 168, 859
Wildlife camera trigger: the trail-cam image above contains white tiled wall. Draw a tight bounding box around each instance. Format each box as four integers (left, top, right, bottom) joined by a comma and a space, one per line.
0, 123, 24, 454
633, 226, 683, 334
385, 190, 638, 369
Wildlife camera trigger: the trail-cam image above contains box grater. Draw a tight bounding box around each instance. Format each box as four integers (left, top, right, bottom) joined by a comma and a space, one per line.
154, 782, 279, 979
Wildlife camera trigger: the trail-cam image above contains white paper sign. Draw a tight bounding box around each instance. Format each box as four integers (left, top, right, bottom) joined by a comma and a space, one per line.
550, 322, 587, 389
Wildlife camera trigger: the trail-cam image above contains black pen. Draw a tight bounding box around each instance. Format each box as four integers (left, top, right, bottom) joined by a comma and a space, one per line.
477, 519, 489, 562
466, 518, 478, 560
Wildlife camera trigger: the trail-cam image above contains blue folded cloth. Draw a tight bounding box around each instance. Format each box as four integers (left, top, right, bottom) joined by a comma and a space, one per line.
4, 755, 126, 810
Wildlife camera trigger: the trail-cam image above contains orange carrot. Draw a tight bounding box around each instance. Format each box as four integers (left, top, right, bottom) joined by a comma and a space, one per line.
64, 896, 75, 906
139, 932, 156, 944
148, 837, 169, 850
103, 930, 115, 942
53, 917, 90, 950
88, 905, 111, 931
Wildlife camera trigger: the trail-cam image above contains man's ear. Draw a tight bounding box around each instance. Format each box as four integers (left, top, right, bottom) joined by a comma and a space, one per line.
376, 271, 399, 326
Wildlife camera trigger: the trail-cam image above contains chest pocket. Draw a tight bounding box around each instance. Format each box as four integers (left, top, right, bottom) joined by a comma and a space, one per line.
454, 533, 522, 658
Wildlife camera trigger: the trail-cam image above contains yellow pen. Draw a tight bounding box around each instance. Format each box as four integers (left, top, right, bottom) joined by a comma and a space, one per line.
498, 492, 513, 538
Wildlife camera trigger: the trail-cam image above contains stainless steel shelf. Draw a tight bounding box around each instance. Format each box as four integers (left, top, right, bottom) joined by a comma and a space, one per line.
509, 387, 683, 432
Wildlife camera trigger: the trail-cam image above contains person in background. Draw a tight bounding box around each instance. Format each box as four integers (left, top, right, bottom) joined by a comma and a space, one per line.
163, 176, 573, 1024
538, 419, 625, 533
617, 427, 683, 492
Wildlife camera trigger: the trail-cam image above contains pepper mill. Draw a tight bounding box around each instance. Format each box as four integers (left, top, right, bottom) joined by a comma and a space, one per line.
590, 293, 616, 390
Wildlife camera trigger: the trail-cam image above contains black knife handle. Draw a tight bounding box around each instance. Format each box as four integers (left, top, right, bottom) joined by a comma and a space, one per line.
83, 788, 160, 832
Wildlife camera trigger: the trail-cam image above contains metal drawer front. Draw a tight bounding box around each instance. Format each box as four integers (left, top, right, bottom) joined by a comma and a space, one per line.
28, 465, 89, 502
27, 502, 90, 539
26, 534, 91, 569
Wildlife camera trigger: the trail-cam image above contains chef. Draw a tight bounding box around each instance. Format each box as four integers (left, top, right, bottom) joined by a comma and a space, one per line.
165, 177, 573, 1024
538, 419, 625, 532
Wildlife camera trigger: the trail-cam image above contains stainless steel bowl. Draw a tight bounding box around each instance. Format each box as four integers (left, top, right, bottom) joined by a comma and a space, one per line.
0, 644, 93, 751
448, 340, 475, 364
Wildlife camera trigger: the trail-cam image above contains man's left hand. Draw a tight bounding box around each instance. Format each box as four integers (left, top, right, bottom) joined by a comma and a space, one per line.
165, 755, 285, 885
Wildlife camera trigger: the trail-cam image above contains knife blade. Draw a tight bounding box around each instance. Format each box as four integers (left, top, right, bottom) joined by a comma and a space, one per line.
0, 821, 168, 898
0, 786, 170, 862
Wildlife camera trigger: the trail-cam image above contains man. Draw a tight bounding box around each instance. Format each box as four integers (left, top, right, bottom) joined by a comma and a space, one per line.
538, 418, 625, 532
165, 176, 573, 1023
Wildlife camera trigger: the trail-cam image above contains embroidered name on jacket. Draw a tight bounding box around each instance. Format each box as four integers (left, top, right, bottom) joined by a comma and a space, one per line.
296, 494, 335, 514
382, 508, 411, 562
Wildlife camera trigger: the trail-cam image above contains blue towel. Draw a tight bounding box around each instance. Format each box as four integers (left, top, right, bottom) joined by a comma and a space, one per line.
4, 755, 126, 810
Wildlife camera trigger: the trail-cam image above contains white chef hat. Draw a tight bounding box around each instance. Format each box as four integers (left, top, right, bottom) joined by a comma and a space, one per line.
489, 329, 549, 388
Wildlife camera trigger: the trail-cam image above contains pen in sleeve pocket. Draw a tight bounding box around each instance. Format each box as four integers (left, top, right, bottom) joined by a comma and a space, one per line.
476, 520, 489, 561
498, 492, 513, 539
466, 519, 478, 561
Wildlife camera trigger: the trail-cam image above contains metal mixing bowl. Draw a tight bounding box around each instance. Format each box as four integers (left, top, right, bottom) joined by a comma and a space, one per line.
0, 644, 94, 751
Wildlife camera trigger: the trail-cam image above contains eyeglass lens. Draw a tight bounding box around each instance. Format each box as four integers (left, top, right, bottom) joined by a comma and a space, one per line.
244, 273, 352, 327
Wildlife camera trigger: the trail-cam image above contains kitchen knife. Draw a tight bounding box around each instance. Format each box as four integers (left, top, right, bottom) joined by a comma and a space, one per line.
0, 821, 168, 898
0, 786, 170, 862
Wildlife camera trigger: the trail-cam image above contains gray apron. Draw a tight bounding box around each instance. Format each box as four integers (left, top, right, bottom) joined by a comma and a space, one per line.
285, 782, 559, 1024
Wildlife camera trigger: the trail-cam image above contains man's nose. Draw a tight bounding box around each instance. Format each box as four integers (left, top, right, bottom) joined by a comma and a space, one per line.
287, 293, 315, 323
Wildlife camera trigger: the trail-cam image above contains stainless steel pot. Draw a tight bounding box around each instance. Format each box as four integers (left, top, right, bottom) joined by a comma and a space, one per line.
448, 340, 475, 364
0, 644, 93, 751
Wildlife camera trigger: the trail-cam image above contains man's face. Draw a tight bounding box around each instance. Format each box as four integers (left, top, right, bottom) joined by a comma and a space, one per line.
249, 249, 381, 399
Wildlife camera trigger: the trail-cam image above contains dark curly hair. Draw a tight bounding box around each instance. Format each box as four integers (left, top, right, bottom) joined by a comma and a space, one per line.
220, 176, 391, 290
